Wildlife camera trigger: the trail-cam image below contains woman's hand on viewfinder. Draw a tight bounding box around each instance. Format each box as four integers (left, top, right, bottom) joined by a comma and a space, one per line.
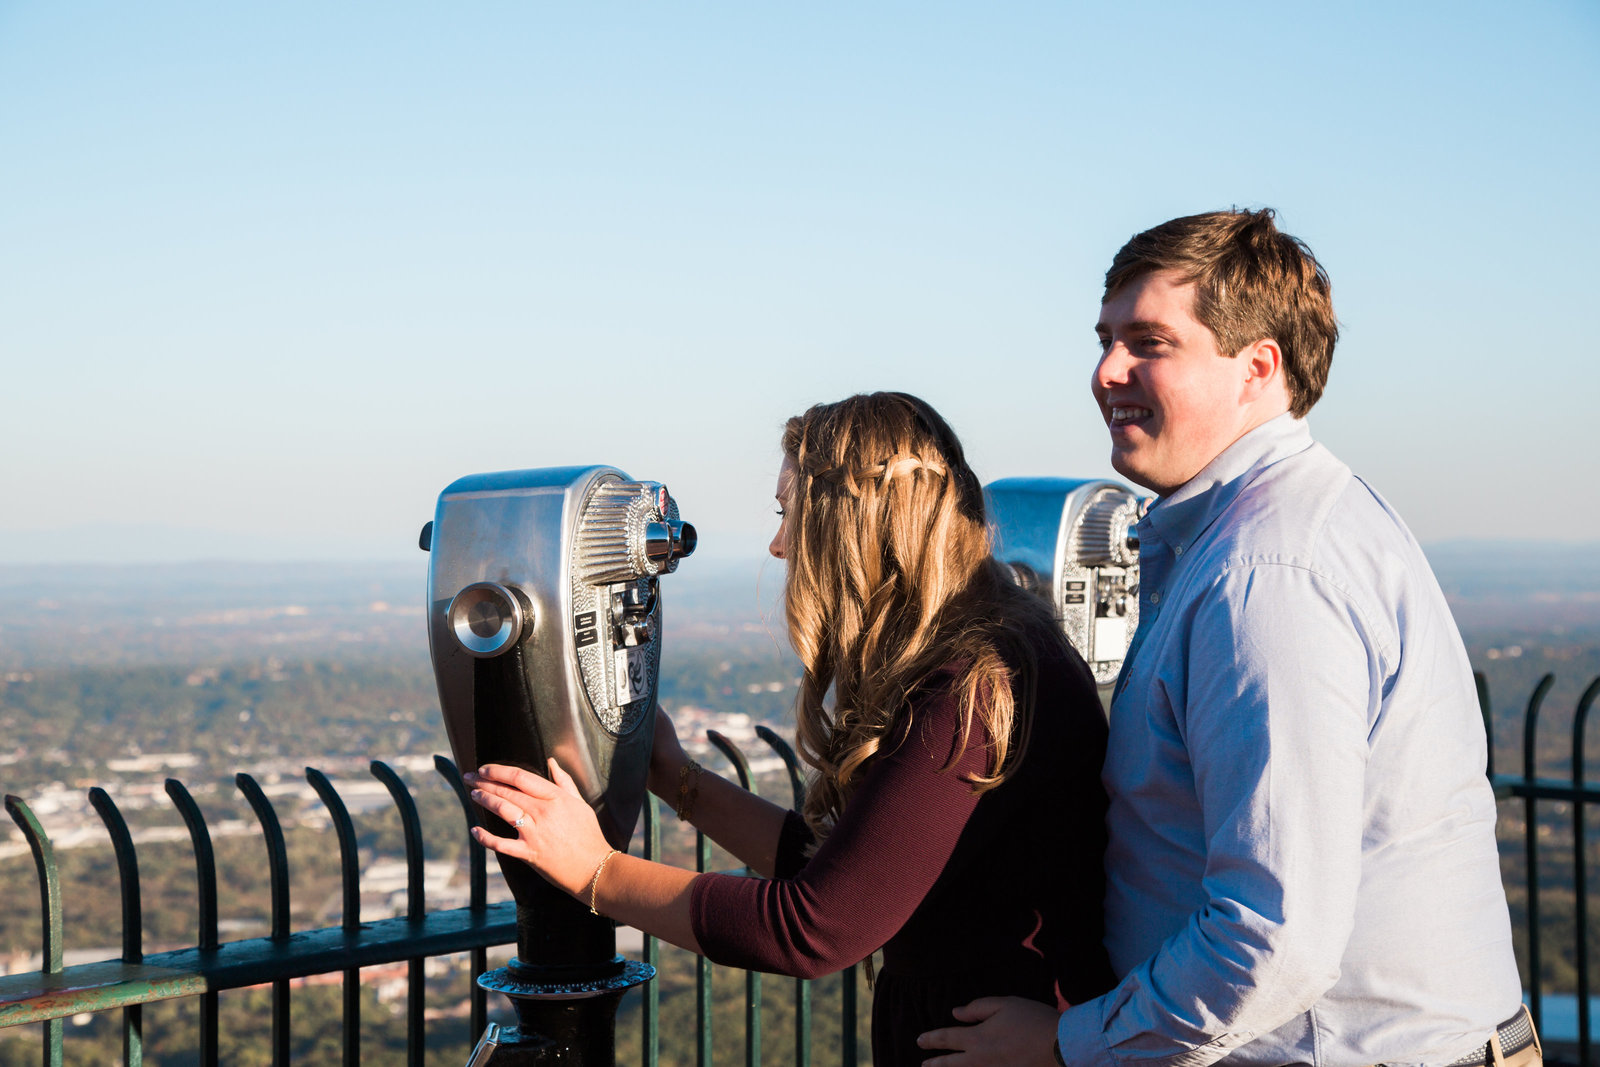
646, 705, 690, 800
466, 759, 612, 897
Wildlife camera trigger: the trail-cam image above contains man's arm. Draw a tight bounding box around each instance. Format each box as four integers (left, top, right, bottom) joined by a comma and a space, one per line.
1059, 564, 1379, 1066
924, 564, 1381, 1066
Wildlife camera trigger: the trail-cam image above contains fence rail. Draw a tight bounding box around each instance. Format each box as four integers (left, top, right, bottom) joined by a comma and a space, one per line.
1485, 672, 1600, 1067
1, 732, 862, 1066
3, 671, 1598, 1065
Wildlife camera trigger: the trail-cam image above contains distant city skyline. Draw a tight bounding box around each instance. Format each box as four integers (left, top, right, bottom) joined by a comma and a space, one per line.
3, 3, 1597, 565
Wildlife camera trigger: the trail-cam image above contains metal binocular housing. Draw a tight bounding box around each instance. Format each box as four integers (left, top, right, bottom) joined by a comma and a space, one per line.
421, 465, 695, 1064
984, 477, 1145, 703
423, 465, 695, 857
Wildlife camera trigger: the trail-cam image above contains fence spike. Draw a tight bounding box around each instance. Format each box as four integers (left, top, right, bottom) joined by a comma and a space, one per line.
236, 774, 293, 1067
1570, 676, 1600, 1067
6, 795, 64, 1066
371, 760, 426, 1067
236, 774, 291, 940
1522, 674, 1556, 1032
705, 732, 762, 1065
89, 788, 144, 1065
433, 754, 489, 1042
755, 725, 806, 810
305, 768, 361, 932
164, 777, 220, 1065
164, 779, 219, 951
707, 731, 754, 792
755, 724, 812, 1063
305, 766, 362, 1067
1474, 671, 1495, 779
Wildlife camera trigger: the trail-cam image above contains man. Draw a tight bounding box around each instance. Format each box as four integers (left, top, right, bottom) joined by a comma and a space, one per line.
921, 209, 1531, 1067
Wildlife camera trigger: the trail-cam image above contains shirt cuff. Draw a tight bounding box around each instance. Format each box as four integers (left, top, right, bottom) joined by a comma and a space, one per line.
1056, 997, 1113, 1067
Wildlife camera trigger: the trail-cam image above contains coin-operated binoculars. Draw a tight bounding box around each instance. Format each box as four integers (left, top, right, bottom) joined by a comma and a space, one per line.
984, 478, 1146, 710
421, 466, 696, 1065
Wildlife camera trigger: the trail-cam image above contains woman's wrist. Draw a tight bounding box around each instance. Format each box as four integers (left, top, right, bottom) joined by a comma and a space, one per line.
674, 758, 704, 822
585, 848, 621, 915
558, 843, 617, 899
648, 751, 690, 801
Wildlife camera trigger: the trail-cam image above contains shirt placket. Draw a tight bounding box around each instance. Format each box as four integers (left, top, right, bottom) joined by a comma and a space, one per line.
1114, 517, 1172, 700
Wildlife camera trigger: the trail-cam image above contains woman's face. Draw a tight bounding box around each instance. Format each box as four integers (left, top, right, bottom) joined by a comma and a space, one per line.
768, 456, 797, 560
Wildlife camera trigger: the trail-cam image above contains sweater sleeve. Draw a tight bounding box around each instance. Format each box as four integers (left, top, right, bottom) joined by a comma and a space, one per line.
690, 677, 989, 980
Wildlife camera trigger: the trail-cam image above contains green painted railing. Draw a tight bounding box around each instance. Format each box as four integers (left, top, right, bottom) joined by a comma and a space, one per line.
1482, 672, 1600, 1066
0, 733, 865, 1066
15, 668, 1593, 1065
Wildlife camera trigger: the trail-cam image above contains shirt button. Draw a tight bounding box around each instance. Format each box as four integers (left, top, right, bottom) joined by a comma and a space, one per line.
1174, 546, 1184, 557
1149, 591, 1161, 604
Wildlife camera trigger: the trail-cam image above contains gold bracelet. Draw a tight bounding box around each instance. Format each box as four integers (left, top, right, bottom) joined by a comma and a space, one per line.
587, 848, 619, 916
676, 758, 703, 822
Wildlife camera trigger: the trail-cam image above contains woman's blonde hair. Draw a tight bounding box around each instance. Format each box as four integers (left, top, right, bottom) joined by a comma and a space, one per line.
780, 392, 1066, 837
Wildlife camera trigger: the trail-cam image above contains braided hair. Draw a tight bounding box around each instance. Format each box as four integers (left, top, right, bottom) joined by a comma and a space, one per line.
778, 392, 1067, 838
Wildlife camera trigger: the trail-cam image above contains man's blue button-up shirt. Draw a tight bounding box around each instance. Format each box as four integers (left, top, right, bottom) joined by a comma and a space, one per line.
1057, 413, 1521, 1067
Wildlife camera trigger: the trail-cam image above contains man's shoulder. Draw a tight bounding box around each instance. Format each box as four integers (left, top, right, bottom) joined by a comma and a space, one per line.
1193, 442, 1442, 671
1211, 441, 1410, 572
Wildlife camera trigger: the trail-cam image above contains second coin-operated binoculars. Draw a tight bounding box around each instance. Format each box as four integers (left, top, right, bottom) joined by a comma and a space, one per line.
421, 466, 696, 1065
985, 478, 1146, 709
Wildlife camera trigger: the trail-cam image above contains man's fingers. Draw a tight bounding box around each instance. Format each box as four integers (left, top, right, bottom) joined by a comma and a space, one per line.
919, 997, 1059, 1066
951, 997, 1007, 1023
917, 1026, 970, 1053
918, 996, 1004, 1056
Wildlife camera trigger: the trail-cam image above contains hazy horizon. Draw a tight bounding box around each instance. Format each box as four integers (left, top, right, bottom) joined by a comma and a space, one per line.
1, 531, 1598, 569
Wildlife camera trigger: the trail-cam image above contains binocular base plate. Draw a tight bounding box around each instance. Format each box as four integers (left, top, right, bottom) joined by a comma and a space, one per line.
478, 957, 655, 1001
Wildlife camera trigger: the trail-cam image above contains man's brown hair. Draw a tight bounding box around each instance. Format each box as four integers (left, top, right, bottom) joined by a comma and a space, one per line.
1104, 208, 1339, 417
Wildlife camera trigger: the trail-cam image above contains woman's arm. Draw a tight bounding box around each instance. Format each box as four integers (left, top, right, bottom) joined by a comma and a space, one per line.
688, 678, 991, 978
645, 706, 794, 878
470, 674, 989, 980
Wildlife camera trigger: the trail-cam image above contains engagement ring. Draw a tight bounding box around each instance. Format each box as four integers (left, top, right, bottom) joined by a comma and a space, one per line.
512, 815, 527, 830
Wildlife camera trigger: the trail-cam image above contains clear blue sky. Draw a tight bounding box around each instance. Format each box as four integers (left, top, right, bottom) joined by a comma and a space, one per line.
3, 2, 1596, 565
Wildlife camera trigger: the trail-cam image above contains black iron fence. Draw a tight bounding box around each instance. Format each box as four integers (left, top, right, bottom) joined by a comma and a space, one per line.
1483, 671, 1600, 1066
0, 728, 862, 1066
2, 672, 1598, 1065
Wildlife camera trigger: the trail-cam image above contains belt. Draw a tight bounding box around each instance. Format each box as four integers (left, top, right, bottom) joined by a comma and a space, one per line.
1442, 1006, 1540, 1067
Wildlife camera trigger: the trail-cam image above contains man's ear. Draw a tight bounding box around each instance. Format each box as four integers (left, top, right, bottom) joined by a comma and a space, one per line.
1240, 337, 1285, 403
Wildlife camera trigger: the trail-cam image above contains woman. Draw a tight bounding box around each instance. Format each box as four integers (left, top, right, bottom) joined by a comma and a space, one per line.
465, 392, 1112, 1064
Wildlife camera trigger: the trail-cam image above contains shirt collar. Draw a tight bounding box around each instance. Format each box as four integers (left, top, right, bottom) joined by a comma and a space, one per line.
1141, 412, 1315, 554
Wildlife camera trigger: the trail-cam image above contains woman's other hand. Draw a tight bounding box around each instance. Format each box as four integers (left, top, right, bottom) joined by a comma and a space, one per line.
647, 705, 690, 800
467, 759, 612, 897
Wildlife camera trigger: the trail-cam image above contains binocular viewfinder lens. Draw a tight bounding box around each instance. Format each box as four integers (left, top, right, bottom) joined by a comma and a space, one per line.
448, 582, 529, 658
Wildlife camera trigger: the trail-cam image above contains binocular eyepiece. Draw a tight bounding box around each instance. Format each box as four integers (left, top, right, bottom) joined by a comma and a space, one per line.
447, 581, 532, 658
436, 481, 697, 663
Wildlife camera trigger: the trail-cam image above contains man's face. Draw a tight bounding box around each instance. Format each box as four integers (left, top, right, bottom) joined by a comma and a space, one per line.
1092, 270, 1258, 496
